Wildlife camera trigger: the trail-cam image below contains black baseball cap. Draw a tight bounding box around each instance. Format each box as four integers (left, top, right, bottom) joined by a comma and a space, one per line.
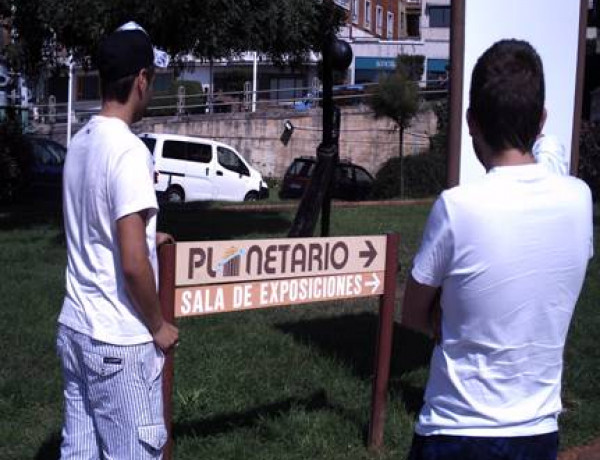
96, 22, 168, 82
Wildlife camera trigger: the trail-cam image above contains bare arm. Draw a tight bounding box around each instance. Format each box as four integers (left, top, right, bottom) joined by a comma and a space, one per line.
117, 211, 178, 351
401, 273, 441, 338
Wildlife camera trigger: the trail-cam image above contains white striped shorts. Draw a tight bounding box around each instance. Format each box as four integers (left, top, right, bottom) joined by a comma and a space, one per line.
57, 324, 166, 459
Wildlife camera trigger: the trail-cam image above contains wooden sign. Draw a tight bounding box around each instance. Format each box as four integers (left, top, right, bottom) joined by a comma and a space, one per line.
175, 271, 384, 317
175, 236, 387, 287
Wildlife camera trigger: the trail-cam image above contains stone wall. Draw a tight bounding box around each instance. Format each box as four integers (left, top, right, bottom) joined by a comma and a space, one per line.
46, 105, 437, 179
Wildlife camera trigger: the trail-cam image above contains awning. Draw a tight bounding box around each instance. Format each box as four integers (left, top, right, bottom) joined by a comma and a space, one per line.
355, 57, 397, 71
427, 58, 449, 73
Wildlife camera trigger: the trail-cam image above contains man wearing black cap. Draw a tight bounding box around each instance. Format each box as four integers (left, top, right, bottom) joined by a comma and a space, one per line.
57, 23, 178, 459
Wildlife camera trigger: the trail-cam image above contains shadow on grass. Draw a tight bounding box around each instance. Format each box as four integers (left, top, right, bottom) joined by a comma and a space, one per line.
36, 392, 357, 456
0, 200, 63, 231
34, 431, 61, 460
277, 312, 434, 415
158, 202, 292, 241
173, 389, 358, 440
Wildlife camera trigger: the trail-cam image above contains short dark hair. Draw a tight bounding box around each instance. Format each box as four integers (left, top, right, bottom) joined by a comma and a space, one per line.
100, 66, 154, 104
469, 39, 545, 153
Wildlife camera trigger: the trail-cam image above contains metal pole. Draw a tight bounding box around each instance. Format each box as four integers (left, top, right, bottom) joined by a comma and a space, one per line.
252, 52, 258, 113
158, 243, 176, 460
319, 4, 335, 237
67, 57, 73, 147
322, 35, 333, 147
368, 233, 399, 451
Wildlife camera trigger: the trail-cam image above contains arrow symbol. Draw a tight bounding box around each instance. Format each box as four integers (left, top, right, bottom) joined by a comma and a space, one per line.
359, 240, 377, 268
365, 273, 380, 294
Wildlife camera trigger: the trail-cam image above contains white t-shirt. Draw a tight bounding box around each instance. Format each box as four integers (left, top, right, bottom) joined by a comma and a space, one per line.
412, 163, 593, 437
59, 116, 159, 345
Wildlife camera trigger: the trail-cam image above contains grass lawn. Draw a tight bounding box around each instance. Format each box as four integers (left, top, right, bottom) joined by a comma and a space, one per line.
0, 200, 598, 459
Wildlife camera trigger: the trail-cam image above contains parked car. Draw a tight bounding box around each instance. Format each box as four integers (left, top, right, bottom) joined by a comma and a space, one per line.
279, 156, 374, 201
139, 133, 268, 203
1, 136, 66, 203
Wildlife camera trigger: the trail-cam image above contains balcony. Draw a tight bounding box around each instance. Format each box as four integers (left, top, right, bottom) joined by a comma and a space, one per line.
334, 0, 350, 10
405, 0, 422, 12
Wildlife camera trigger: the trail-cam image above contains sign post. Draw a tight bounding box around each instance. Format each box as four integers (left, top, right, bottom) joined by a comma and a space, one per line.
158, 243, 176, 460
368, 233, 399, 451
159, 234, 399, 458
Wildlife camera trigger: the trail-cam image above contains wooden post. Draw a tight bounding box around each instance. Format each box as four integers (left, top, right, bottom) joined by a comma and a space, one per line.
158, 243, 176, 460
368, 233, 399, 451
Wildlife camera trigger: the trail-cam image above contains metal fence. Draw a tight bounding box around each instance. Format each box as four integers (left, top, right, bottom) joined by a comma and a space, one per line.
18, 80, 446, 127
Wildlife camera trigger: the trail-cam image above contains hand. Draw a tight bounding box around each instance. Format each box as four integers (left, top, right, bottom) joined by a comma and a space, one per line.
156, 232, 175, 248
152, 321, 179, 353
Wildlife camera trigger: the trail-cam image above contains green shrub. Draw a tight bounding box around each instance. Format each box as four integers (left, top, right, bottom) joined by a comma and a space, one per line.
371, 98, 448, 199
370, 150, 445, 199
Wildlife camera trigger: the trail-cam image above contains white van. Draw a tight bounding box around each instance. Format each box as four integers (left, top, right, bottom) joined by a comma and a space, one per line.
139, 133, 268, 203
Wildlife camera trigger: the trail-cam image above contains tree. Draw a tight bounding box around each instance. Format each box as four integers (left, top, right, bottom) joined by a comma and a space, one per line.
6, 0, 344, 75
397, 54, 425, 82
368, 56, 419, 197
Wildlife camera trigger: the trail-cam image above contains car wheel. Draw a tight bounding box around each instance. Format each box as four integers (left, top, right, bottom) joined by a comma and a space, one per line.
244, 191, 259, 202
165, 186, 185, 203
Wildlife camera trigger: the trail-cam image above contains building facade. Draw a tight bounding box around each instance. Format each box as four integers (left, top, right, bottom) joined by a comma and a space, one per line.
32, 1, 451, 123
337, 0, 450, 85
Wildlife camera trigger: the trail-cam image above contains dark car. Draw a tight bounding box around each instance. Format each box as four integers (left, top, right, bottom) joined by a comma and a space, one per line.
279, 156, 374, 201
1, 136, 66, 203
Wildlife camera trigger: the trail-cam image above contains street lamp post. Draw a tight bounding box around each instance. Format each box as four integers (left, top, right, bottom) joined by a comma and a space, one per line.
288, 1, 352, 238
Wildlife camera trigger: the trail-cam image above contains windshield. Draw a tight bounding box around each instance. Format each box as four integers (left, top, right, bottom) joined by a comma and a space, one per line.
140, 137, 157, 155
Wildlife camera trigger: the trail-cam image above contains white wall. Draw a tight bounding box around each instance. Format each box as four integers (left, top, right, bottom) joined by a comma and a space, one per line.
459, 0, 583, 184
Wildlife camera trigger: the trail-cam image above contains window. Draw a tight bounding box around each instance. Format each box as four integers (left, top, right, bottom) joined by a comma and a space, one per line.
365, 0, 372, 28
188, 143, 212, 163
387, 12, 394, 39
31, 139, 66, 166
406, 12, 420, 37
140, 138, 156, 155
355, 167, 373, 185
426, 58, 449, 88
428, 6, 451, 28
153, 72, 173, 92
399, 10, 405, 35
162, 141, 187, 160
269, 77, 305, 102
288, 159, 315, 178
43, 140, 67, 164
76, 74, 100, 101
376, 5, 383, 35
352, 0, 360, 23
217, 147, 249, 176
335, 165, 353, 184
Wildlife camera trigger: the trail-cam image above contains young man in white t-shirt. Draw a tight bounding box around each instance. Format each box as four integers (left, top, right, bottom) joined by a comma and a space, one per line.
402, 40, 593, 459
57, 23, 178, 459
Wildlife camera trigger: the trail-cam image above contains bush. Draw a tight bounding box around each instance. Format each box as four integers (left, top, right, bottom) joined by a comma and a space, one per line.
579, 122, 600, 201
370, 98, 448, 199
370, 150, 445, 199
